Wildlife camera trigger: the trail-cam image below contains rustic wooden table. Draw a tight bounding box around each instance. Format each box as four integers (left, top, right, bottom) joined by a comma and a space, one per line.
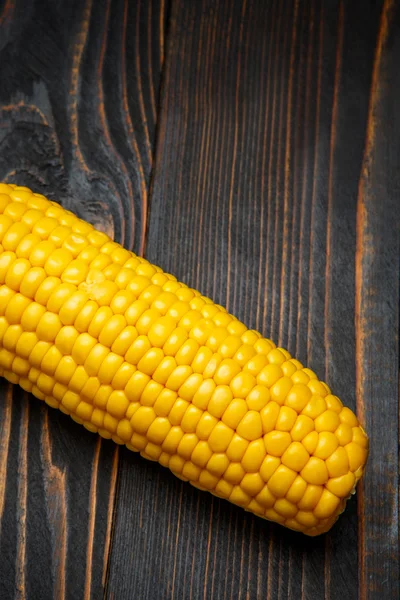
0, 1, 399, 599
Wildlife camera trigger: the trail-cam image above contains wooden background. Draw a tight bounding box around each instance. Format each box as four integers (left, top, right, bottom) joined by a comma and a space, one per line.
0, 0, 399, 598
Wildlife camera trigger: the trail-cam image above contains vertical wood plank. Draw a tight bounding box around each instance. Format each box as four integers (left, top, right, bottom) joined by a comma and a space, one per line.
356, 1, 400, 598
0, 1, 168, 597
107, 1, 398, 598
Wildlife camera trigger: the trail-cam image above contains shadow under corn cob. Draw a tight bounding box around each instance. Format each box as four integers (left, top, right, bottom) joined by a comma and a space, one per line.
0, 183, 368, 536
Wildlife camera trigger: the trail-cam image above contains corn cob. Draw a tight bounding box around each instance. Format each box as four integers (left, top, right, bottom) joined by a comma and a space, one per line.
0, 183, 368, 535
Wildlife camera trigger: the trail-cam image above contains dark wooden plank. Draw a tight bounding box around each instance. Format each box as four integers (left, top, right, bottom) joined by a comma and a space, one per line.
106, 1, 399, 599
355, 1, 400, 598
0, 0, 167, 598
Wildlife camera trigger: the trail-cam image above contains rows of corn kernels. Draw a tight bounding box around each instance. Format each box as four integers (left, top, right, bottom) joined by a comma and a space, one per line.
0, 183, 368, 535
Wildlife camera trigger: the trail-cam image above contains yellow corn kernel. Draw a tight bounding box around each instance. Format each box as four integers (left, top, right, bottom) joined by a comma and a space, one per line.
36, 312, 62, 342
153, 388, 177, 417
148, 315, 176, 348
29, 341, 51, 368
103, 413, 118, 433
107, 390, 129, 419
182, 461, 201, 481
71, 333, 97, 364
41, 347, 63, 376
241, 473, 264, 496
296, 511, 318, 528
81, 377, 100, 401
140, 380, 163, 406
177, 433, 199, 460
285, 383, 312, 412
110, 290, 135, 314
214, 479, 234, 499
325, 394, 343, 413
142, 443, 161, 460
93, 385, 112, 410
313, 489, 340, 519
6, 295, 30, 328
315, 410, 340, 433
246, 385, 270, 411
236, 410, 262, 441
180, 404, 202, 432
84, 344, 109, 376
260, 401, 280, 434
291, 370, 310, 385
76, 401, 93, 421
302, 430, 319, 454
178, 373, 203, 401
281, 442, 310, 472
221, 463, 243, 485
274, 498, 297, 518
326, 471, 356, 498
260, 456, 281, 482
218, 335, 242, 358
110, 326, 138, 356
275, 406, 298, 431
208, 385, 233, 418
130, 406, 156, 434
175, 339, 199, 366
191, 317, 216, 346
339, 406, 359, 427
257, 363, 283, 387
301, 457, 329, 485
74, 300, 99, 334
137, 348, 164, 376
241, 439, 266, 472
202, 353, 222, 379
124, 335, 151, 365
146, 417, 172, 445
168, 399, 190, 426
5, 258, 31, 291
270, 376, 293, 405
116, 419, 133, 442
301, 395, 327, 419
207, 421, 234, 452
54, 356, 77, 386
291, 415, 315, 441
30, 241, 56, 268
214, 358, 241, 385
2, 324, 22, 351
166, 365, 192, 391
222, 399, 248, 429
267, 465, 297, 498
264, 431, 291, 457
286, 476, 308, 503
191, 441, 213, 467
15, 331, 38, 359
243, 354, 268, 376
256, 485, 276, 508
58, 291, 88, 325
192, 378, 215, 410
125, 371, 150, 403
313, 432, 339, 460
4, 202, 28, 222
46, 282, 76, 312
226, 433, 249, 462
196, 412, 218, 440
162, 427, 184, 454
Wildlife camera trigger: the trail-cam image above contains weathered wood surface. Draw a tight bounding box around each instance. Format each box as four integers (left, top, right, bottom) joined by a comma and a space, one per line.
0, 0, 167, 598
0, 1, 399, 599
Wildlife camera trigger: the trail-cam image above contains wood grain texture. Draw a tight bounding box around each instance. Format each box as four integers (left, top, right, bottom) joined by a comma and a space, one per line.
0, 0, 167, 598
107, 0, 399, 599
0, 0, 399, 599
